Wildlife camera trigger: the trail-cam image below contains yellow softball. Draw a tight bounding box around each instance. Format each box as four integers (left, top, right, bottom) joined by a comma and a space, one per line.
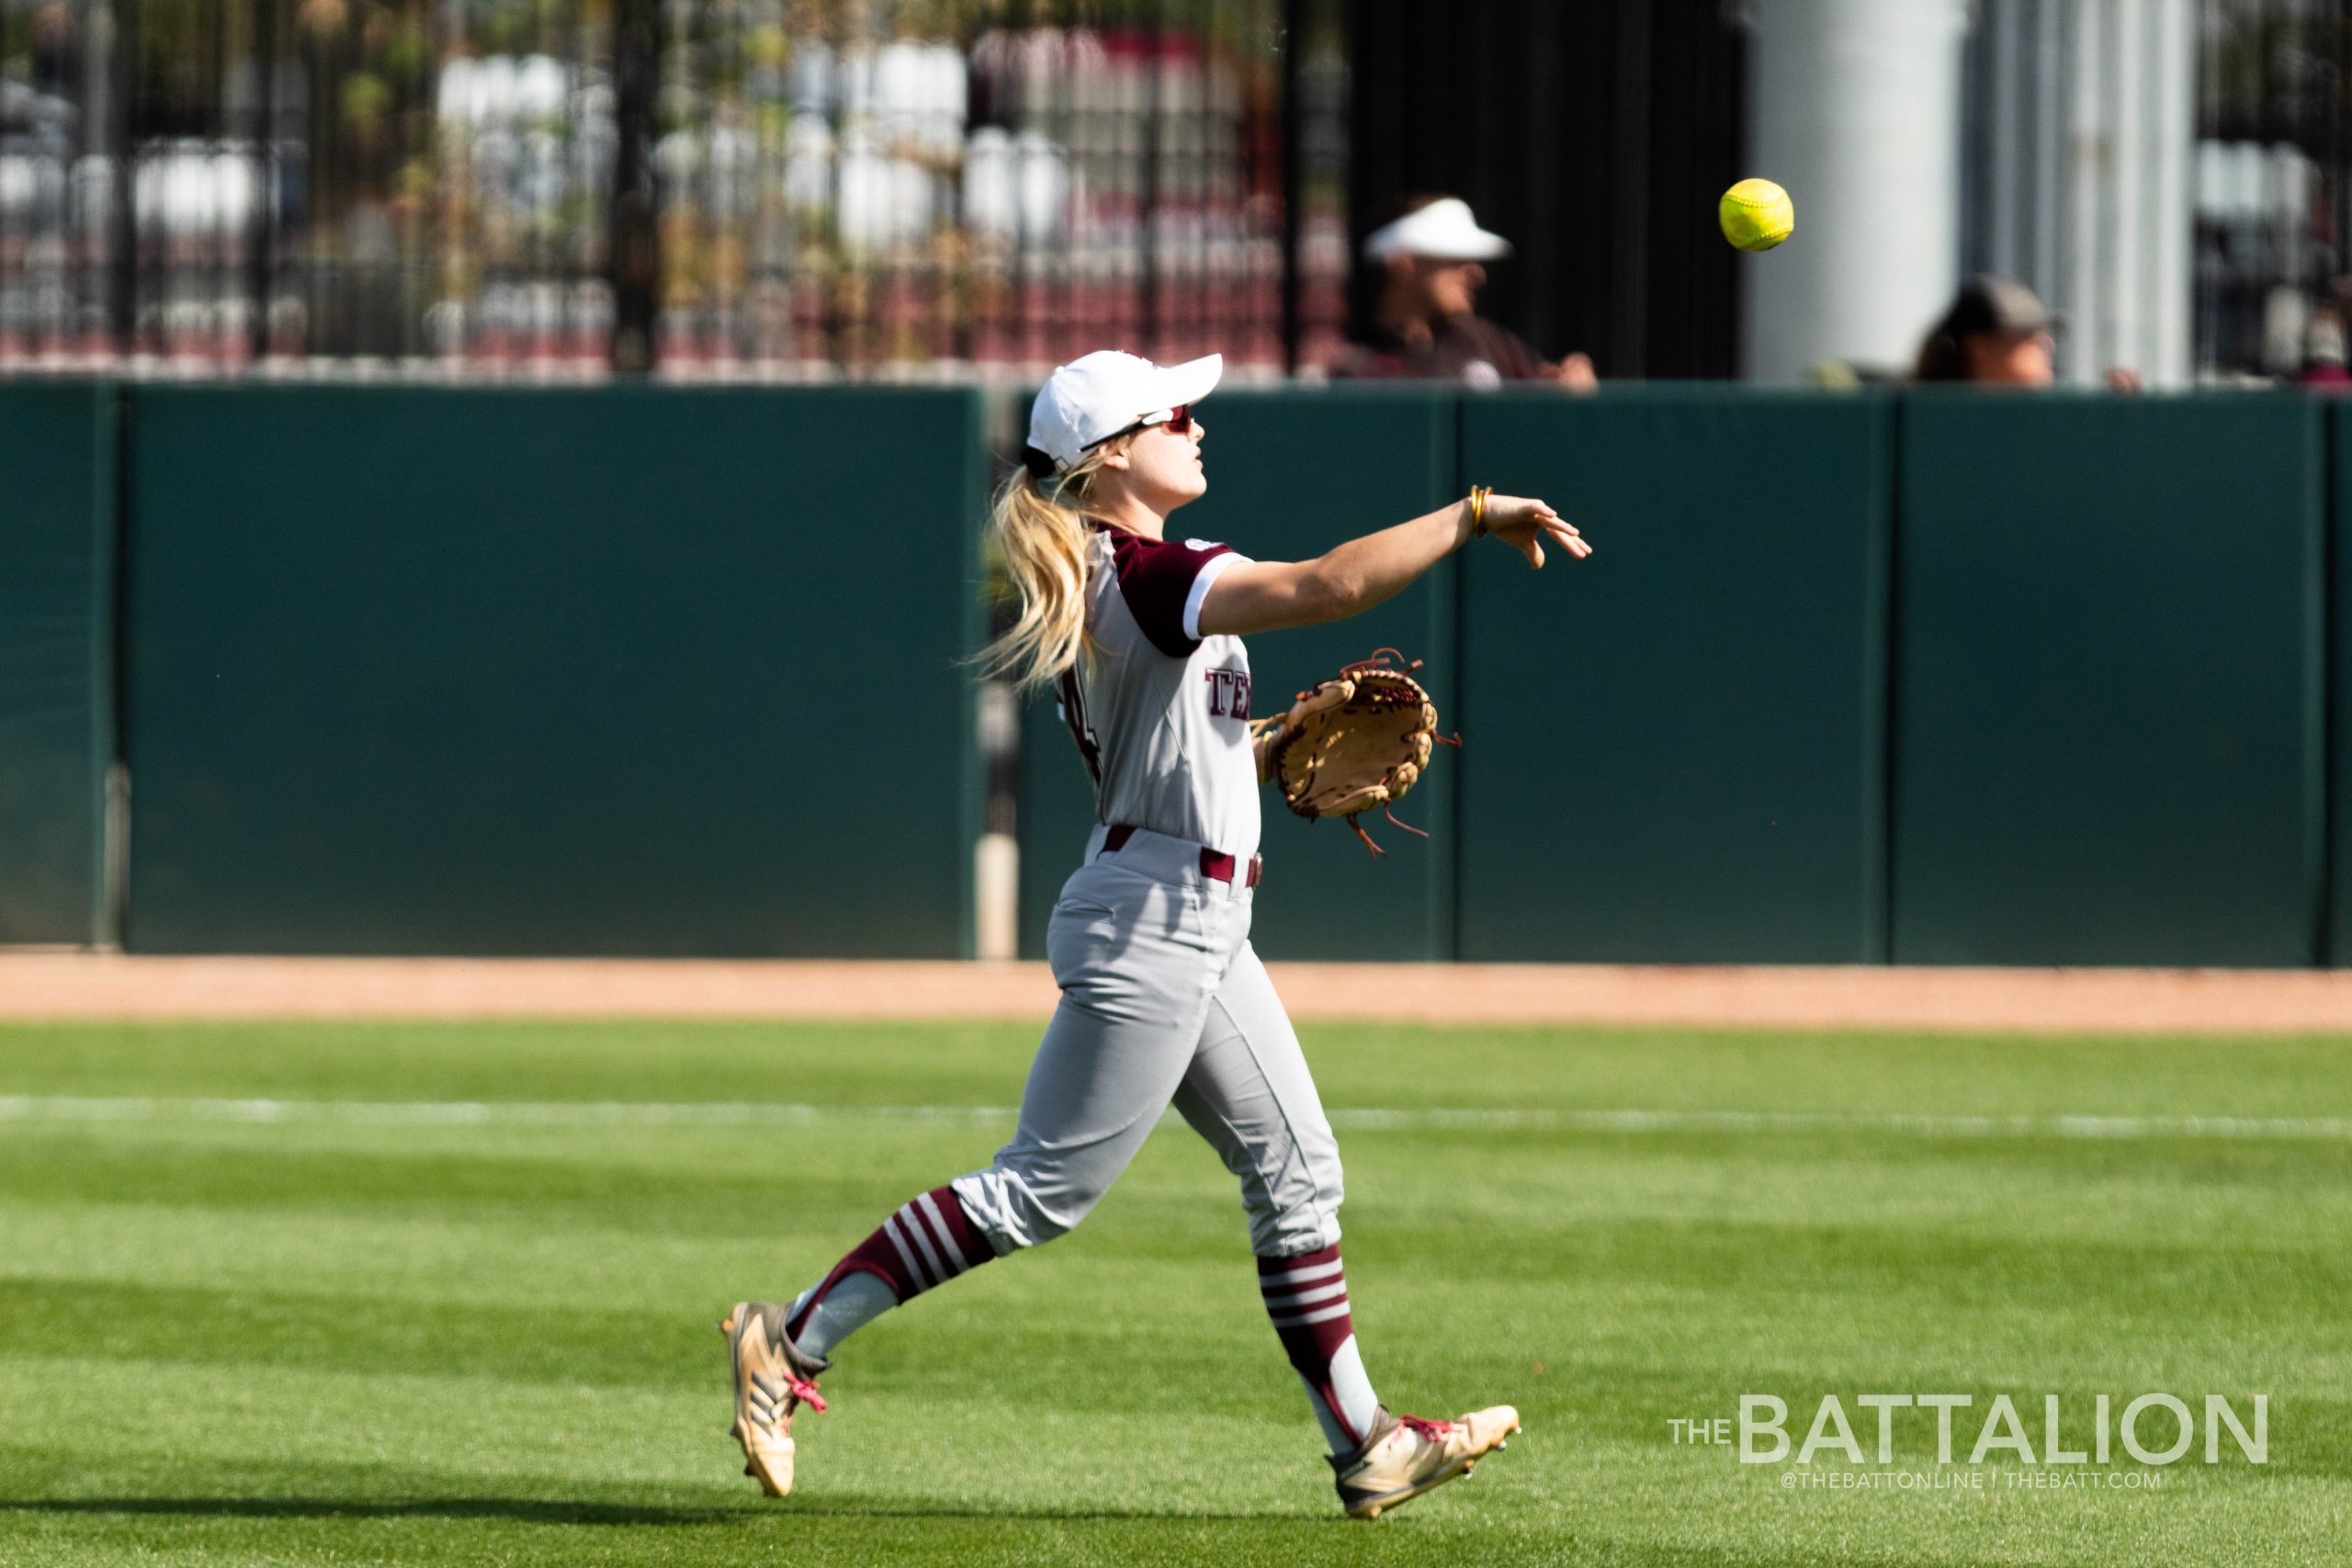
1719, 178, 1793, 253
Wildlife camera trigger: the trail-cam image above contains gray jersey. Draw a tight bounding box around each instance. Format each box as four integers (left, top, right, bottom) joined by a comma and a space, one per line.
1055, 524, 1260, 863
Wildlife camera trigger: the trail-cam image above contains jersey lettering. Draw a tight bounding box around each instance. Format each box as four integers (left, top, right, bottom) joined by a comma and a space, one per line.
1202, 668, 1251, 719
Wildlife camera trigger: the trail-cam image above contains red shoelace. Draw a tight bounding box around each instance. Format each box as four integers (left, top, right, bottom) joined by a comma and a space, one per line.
1399, 1415, 1457, 1441
785, 1372, 828, 1414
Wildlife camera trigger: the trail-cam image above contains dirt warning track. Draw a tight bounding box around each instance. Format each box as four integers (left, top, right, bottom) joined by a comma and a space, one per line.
7, 953, 2352, 1033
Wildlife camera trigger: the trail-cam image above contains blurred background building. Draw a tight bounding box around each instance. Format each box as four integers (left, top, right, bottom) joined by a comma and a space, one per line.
0, 0, 2343, 385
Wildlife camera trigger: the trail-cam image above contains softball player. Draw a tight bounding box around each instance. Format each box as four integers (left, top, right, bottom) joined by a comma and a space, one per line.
725, 349, 1589, 1519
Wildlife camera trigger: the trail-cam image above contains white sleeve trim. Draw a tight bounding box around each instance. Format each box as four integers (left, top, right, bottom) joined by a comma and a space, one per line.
1182, 550, 1250, 642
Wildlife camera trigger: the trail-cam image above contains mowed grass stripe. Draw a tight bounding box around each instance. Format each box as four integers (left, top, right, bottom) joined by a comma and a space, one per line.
6, 1020, 2352, 1119
9, 1128, 2343, 1397
6, 1117, 2346, 1235
7, 1093, 2352, 1141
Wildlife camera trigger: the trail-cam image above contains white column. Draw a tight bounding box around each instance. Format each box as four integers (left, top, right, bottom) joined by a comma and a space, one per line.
2143, 0, 2195, 386
1741, 0, 1973, 382
2065, 0, 2106, 385
1984, 0, 2024, 279
2041, 0, 2196, 386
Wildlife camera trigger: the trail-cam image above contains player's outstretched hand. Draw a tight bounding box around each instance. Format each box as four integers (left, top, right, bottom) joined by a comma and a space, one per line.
1485, 494, 1591, 570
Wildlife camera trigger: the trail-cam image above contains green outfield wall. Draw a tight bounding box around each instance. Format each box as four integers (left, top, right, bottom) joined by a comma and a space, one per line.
120, 386, 987, 956
9, 382, 2352, 964
1454, 389, 1894, 963
0, 385, 117, 944
1894, 394, 2326, 967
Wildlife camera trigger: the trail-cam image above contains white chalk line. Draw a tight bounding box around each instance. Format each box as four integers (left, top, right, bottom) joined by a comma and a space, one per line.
0, 1097, 2346, 1142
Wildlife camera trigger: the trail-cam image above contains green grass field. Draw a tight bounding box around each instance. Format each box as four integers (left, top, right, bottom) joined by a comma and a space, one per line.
2, 1018, 2346, 1566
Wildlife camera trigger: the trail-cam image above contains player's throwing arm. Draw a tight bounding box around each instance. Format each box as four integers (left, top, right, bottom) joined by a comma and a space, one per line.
1195, 482, 1588, 641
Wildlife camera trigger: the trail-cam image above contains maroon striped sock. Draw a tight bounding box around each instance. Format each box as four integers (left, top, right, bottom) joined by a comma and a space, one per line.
1259, 1244, 1378, 1450
786, 1184, 994, 1340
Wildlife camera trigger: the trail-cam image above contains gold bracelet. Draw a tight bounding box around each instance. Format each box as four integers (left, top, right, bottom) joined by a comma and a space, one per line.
1468, 485, 1491, 536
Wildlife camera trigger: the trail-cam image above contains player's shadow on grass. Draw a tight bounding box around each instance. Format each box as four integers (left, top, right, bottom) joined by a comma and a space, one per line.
772, 1499, 1311, 1522
8, 1495, 1307, 1525
6, 1497, 742, 1528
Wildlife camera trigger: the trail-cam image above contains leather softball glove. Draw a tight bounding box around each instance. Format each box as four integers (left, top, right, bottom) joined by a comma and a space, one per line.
1250, 649, 1458, 856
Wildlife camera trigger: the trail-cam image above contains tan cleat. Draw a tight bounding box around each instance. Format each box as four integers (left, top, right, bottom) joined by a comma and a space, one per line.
1332, 1404, 1521, 1519
720, 1301, 830, 1497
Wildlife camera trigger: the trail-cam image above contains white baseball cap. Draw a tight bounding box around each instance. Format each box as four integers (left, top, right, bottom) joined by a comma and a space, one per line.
1025, 349, 1223, 474
1361, 197, 1513, 263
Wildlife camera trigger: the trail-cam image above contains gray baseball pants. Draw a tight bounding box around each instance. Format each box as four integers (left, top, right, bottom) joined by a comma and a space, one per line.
951, 824, 1345, 1260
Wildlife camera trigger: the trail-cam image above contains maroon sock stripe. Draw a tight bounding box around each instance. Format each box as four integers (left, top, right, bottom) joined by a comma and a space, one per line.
1260, 1252, 1349, 1323
787, 1186, 995, 1340
1258, 1244, 1358, 1436
884, 1211, 934, 1290
911, 1190, 979, 1276
891, 1204, 946, 1286
1261, 1277, 1350, 1310
1258, 1245, 1345, 1283
926, 1183, 995, 1270
914, 1198, 964, 1278
1268, 1300, 1353, 1328
1259, 1256, 1346, 1291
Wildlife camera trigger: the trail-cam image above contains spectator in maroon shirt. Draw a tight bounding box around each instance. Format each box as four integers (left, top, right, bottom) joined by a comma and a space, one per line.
2298, 307, 2351, 389
1333, 195, 1598, 391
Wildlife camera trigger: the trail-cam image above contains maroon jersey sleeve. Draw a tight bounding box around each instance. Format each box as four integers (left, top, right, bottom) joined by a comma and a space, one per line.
1109, 532, 1239, 658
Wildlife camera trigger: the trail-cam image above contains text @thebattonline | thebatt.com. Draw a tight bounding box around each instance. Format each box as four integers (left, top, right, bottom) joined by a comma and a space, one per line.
1668, 1392, 2269, 1495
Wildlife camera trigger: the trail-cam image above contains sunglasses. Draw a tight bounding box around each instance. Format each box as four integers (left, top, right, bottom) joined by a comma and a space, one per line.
1086, 404, 1193, 450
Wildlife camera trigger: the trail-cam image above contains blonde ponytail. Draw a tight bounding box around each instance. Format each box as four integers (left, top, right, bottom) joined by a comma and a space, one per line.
978, 446, 1120, 691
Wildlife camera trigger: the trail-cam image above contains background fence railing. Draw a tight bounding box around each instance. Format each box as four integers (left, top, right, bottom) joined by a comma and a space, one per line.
13, 3, 2352, 386
0, 0, 1349, 381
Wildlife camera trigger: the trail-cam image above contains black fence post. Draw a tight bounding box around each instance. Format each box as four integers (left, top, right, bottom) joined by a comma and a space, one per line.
104, 0, 138, 355
1280, 0, 1303, 375
250, 0, 277, 364
611, 0, 659, 376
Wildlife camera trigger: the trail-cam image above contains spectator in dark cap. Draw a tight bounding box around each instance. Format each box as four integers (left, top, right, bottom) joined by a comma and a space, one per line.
1334, 195, 1597, 391
1914, 274, 2141, 390
1912, 275, 2059, 386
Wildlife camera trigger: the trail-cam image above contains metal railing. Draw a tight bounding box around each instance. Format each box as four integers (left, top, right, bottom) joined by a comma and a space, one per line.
2193, 0, 2349, 379
0, 0, 1348, 380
